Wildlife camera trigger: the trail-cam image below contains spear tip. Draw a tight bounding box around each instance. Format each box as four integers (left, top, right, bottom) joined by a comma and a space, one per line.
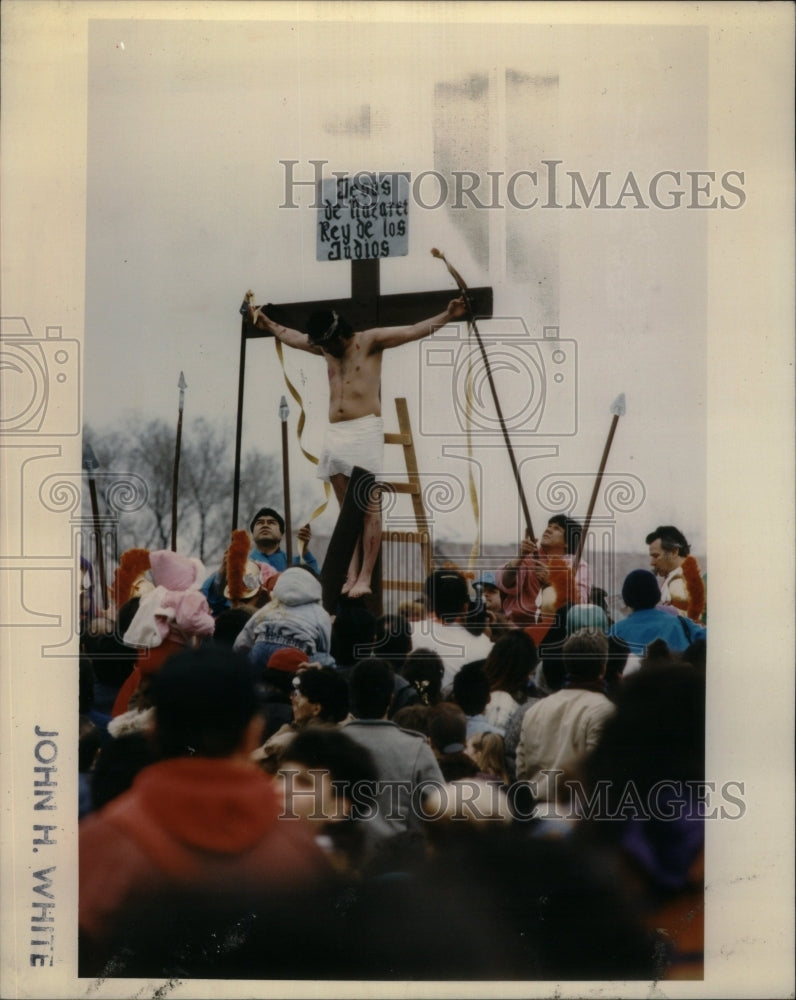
178, 371, 187, 390
610, 393, 626, 417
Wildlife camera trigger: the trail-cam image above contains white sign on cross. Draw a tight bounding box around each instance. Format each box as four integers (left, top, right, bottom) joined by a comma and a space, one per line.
316, 172, 410, 262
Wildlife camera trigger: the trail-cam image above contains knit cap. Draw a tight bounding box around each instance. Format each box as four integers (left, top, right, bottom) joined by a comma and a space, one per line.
149, 550, 206, 592
566, 603, 609, 633
621, 569, 661, 611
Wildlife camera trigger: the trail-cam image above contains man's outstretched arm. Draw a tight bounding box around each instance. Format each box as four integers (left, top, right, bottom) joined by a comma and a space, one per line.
365, 296, 467, 351
247, 300, 323, 354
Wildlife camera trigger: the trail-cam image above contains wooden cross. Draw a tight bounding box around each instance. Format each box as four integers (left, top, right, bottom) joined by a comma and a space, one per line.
231, 257, 494, 532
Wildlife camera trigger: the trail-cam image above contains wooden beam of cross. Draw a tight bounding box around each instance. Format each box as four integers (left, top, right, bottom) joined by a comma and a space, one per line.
231, 257, 494, 532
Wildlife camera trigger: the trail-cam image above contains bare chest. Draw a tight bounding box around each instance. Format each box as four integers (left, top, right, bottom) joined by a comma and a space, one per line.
325, 341, 381, 388
324, 336, 383, 419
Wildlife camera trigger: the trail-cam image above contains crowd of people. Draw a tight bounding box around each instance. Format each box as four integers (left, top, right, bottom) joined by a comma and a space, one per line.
78, 509, 707, 981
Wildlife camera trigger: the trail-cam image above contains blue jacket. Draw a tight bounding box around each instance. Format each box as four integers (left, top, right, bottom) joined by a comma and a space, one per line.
250, 548, 319, 575
609, 608, 705, 655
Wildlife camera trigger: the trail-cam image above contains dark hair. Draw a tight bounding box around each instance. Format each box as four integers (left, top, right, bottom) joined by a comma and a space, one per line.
563, 630, 608, 681
349, 659, 395, 719
294, 667, 349, 723
583, 662, 705, 807
305, 309, 354, 345
331, 603, 377, 668
211, 607, 255, 646
428, 702, 467, 752
484, 631, 538, 696
547, 514, 583, 556
621, 569, 661, 611
681, 637, 707, 672
281, 725, 378, 788
424, 570, 469, 620
645, 525, 690, 557
588, 586, 613, 625
539, 659, 566, 694
453, 660, 492, 716
278, 727, 381, 893
91, 732, 156, 811
370, 614, 412, 667
428, 704, 478, 781
402, 648, 444, 707
460, 596, 489, 638
262, 665, 300, 695
150, 647, 260, 759
249, 507, 285, 535
640, 638, 681, 671
391, 704, 432, 736
83, 596, 140, 689
535, 603, 574, 692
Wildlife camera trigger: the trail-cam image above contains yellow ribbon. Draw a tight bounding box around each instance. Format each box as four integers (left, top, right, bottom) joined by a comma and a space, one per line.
274, 340, 331, 556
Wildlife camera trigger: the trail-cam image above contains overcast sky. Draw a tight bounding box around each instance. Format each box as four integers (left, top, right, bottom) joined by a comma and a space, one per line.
81, 15, 713, 559
2, 5, 794, 997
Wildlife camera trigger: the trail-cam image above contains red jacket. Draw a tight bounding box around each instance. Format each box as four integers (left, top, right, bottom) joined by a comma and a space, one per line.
79, 757, 329, 966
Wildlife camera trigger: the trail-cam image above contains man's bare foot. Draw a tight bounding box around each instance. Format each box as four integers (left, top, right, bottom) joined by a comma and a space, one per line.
341, 575, 357, 595
346, 580, 372, 600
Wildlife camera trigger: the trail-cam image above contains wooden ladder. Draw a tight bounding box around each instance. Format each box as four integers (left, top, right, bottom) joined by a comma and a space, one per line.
378, 397, 433, 605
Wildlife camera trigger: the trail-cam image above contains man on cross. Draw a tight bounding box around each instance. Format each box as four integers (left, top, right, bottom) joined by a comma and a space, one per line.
495, 515, 591, 626
247, 295, 467, 599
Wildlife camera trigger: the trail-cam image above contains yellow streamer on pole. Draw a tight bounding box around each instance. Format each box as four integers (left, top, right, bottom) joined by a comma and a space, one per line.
273, 340, 331, 557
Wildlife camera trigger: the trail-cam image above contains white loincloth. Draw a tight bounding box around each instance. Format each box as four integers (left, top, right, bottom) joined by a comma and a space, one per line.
317, 414, 384, 481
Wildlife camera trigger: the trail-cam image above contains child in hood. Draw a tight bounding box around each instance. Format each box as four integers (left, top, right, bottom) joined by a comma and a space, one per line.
111, 550, 215, 720
233, 566, 333, 670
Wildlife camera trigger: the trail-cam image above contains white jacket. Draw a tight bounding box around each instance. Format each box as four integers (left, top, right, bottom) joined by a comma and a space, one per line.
516, 687, 615, 803
233, 568, 331, 658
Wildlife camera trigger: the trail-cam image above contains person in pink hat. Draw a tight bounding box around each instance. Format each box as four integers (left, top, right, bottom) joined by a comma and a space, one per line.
111, 549, 215, 719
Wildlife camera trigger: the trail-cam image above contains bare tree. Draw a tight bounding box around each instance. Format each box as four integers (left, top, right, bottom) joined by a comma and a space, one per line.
123, 418, 178, 550
181, 418, 233, 567
82, 418, 282, 571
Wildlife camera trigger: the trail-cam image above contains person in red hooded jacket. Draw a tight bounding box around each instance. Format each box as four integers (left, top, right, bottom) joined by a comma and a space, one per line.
78, 646, 330, 976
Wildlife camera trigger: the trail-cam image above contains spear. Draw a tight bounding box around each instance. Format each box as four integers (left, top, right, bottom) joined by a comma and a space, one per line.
82, 441, 106, 611
431, 247, 536, 541
279, 395, 293, 565
573, 393, 626, 569
170, 371, 187, 552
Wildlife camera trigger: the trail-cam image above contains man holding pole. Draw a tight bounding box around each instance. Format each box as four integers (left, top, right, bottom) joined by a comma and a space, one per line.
200, 507, 318, 618
495, 393, 625, 628
249, 506, 318, 575
247, 296, 467, 599
495, 516, 591, 627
